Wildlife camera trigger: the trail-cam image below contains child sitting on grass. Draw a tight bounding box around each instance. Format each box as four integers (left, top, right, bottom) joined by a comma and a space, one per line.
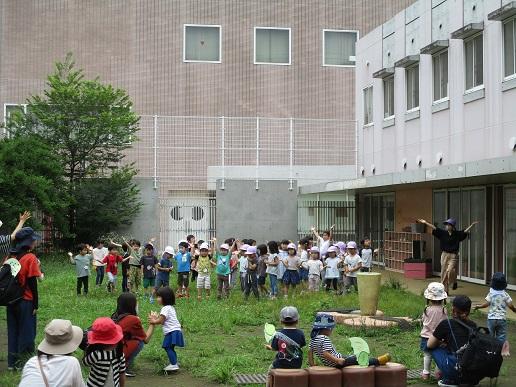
265, 306, 306, 387
148, 286, 185, 372
67, 243, 94, 295
308, 314, 390, 368
420, 282, 448, 380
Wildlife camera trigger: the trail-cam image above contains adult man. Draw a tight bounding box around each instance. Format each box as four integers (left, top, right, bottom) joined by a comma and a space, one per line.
417, 218, 479, 292
0, 211, 32, 258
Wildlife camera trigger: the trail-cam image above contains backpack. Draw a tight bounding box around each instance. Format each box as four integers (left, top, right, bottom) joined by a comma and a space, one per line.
0, 260, 24, 306
448, 318, 504, 384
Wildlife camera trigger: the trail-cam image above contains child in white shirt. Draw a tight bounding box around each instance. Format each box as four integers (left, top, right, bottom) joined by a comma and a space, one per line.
343, 241, 362, 292
302, 247, 324, 292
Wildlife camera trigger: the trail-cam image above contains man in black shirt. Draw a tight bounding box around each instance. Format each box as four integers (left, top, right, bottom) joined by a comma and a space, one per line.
417, 218, 479, 292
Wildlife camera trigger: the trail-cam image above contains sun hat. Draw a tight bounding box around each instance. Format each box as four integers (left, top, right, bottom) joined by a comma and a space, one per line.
310, 246, 320, 254
87, 317, 123, 345
347, 241, 357, 249
313, 313, 336, 329
13, 227, 41, 251
199, 242, 210, 250
424, 282, 448, 301
38, 319, 83, 355
280, 306, 299, 323
220, 243, 230, 250
336, 241, 347, 251
491, 272, 508, 291
245, 246, 257, 255
164, 246, 175, 255
327, 246, 338, 254
144, 243, 154, 250
443, 218, 457, 227
287, 243, 297, 251
239, 244, 249, 251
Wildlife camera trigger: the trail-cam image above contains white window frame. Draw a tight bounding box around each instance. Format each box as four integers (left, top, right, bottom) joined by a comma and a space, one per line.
432, 50, 449, 103
406, 64, 420, 112
363, 85, 373, 126
183, 24, 222, 64
383, 76, 395, 120
322, 29, 359, 67
3, 103, 27, 136
254, 27, 291, 66
503, 17, 516, 81
464, 33, 484, 93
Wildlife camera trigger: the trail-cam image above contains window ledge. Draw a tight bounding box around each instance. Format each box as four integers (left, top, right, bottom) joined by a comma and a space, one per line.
502, 76, 516, 92
383, 116, 395, 128
432, 99, 450, 113
363, 122, 374, 129
463, 87, 485, 104
405, 108, 420, 122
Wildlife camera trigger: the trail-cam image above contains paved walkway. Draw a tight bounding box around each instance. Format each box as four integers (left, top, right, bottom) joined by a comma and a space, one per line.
379, 269, 516, 321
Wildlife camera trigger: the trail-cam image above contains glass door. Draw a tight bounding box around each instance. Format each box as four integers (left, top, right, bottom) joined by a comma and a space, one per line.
504, 187, 516, 290
432, 190, 447, 274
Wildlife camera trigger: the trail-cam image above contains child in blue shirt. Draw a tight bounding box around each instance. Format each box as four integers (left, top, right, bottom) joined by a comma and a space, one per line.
174, 241, 193, 298
155, 246, 174, 293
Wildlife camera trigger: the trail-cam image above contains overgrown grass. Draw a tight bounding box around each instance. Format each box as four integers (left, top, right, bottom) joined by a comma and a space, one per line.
0, 255, 447, 386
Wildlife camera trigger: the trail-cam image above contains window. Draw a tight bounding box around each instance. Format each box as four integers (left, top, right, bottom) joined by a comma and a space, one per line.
363, 86, 373, 125
433, 50, 448, 101
323, 30, 358, 66
464, 34, 483, 91
254, 27, 291, 65
504, 18, 516, 79
4, 104, 26, 123
406, 65, 419, 111
383, 76, 394, 118
183, 25, 221, 63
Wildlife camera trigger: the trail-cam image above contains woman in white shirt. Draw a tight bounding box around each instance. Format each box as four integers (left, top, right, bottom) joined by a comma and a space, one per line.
20, 319, 85, 387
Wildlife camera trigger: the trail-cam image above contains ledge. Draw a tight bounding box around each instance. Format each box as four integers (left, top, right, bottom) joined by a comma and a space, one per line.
420, 40, 449, 55
394, 55, 420, 68
463, 87, 485, 104
405, 109, 420, 121
451, 22, 484, 40
363, 122, 374, 129
432, 99, 449, 113
383, 116, 395, 128
488, 1, 516, 21
373, 67, 395, 79
502, 76, 516, 92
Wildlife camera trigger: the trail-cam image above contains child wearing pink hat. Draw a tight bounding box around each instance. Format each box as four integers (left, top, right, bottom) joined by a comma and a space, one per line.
83, 317, 126, 387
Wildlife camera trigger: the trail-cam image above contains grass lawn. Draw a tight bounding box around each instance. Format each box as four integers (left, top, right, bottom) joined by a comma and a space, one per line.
1, 255, 514, 386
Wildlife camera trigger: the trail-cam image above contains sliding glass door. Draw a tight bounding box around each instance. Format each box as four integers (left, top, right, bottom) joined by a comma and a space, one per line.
361, 193, 395, 265
505, 187, 516, 290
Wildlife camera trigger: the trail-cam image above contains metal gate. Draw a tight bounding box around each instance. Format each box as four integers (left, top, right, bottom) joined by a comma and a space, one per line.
159, 193, 216, 247
297, 199, 356, 242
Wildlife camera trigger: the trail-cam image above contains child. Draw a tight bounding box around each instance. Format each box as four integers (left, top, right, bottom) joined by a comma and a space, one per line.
282, 243, 301, 297
102, 245, 125, 293
303, 247, 324, 292
67, 243, 94, 295
155, 245, 174, 294
140, 243, 158, 303
229, 241, 240, 289
188, 235, 198, 283
148, 287, 184, 372
266, 241, 280, 299
244, 246, 260, 300
474, 272, 516, 356
127, 240, 142, 293
92, 240, 108, 287
215, 241, 233, 299
84, 317, 126, 387
311, 225, 334, 259
420, 282, 448, 380
121, 242, 130, 292
324, 246, 340, 292
196, 242, 215, 300
343, 241, 362, 292
257, 244, 269, 297
174, 241, 193, 298
277, 240, 289, 284
238, 244, 249, 292
298, 238, 310, 289
265, 306, 306, 387
359, 238, 373, 272
308, 314, 390, 368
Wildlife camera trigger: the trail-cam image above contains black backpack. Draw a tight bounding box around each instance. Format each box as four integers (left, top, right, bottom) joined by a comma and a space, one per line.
449, 318, 504, 385
0, 259, 24, 306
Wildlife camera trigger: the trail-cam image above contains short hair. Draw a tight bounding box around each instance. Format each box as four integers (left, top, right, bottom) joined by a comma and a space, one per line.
257, 244, 268, 256
156, 286, 175, 306
224, 238, 234, 245
178, 242, 189, 249
108, 244, 117, 251
452, 295, 472, 313
299, 238, 309, 247
96, 240, 104, 246
132, 240, 141, 247
280, 239, 290, 245
267, 241, 279, 254
186, 235, 195, 242
77, 243, 87, 252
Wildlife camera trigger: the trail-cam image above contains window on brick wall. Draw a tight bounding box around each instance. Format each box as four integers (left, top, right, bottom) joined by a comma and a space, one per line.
433, 50, 448, 101
363, 86, 373, 125
184, 24, 221, 63
383, 76, 394, 119
406, 64, 419, 111
254, 27, 291, 65
465, 33, 483, 91
504, 18, 516, 79
323, 30, 358, 66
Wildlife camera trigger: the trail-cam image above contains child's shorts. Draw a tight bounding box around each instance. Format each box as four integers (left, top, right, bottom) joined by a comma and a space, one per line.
162, 330, 185, 349
177, 272, 190, 288
154, 278, 169, 290
299, 268, 309, 281
143, 277, 155, 288
107, 272, 117, 283
258, 275, 267, 286
420, 337, 429, 352
196, 273, 211, 289
283, 270, 300, 285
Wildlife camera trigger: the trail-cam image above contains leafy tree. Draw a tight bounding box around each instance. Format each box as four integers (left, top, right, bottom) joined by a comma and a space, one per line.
7, 54, 142, 242
0, 136, 69, 236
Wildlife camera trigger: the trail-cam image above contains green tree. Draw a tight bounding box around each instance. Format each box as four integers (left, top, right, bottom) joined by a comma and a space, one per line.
0, 136, 69, 236
7, 54, 142, 242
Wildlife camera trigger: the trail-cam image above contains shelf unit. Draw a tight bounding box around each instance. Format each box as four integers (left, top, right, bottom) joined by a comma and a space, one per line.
383, 231, 428, 272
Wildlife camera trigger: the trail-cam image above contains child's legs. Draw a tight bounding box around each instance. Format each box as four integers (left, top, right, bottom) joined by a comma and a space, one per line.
165, 345, 177, 365
240, 273, 246, 292
76, 277, 82, 295
217, 275, 223, 296
270, 274, 277, 296
420, 338, 431, 374
488, 319, 507, 342
83, 276, 89, 294
222, 275, 230, 296
251, 274, 259, 297
324, 278, 332, 291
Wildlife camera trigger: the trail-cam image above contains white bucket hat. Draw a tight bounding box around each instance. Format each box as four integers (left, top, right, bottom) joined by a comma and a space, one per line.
424, 282, 448, 301
38, 319, 83, 355
164, 246, 175, 255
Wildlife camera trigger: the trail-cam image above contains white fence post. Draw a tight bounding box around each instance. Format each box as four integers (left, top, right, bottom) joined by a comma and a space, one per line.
153, 115, 158, 189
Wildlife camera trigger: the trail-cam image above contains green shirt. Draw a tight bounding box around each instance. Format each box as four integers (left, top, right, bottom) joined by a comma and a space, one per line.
197, 255, 212, 274
129, 249, 141, 266
72, 254, 92, 277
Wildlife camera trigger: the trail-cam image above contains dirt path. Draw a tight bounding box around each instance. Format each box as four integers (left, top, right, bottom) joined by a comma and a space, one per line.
126, 369, 220, 387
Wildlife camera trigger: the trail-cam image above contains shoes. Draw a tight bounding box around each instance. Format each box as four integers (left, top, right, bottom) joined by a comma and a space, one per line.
164, 364, 180, 372
420, 372, 430, 380
377, 353, 391, 366
437, 380, 458, 387
125, 370, 136, 377
452, 282, 458, 290
434, 370, 443, 380
197, 296, 202, 301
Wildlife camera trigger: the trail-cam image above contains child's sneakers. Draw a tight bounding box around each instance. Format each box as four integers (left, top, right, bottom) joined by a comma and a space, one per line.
420, 371, 430, 380
377, 353, 391, 366
164, 364, 179, 372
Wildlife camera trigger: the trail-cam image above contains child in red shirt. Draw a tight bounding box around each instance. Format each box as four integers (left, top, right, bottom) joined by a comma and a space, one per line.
102, 245, 124, 292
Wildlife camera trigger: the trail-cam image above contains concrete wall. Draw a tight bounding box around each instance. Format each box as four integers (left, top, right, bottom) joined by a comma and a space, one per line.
216, 180, 298, 243
356, 0, 516, 178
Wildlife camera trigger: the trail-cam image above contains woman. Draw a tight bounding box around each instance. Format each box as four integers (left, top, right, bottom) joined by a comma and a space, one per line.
7, 227, 41, 369
19, 319, 85, 387
111, 292, 155, 377
427, 295, 477, 386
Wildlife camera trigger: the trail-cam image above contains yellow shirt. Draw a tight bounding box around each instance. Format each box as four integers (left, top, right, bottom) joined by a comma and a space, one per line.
197, 255, 212, 274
